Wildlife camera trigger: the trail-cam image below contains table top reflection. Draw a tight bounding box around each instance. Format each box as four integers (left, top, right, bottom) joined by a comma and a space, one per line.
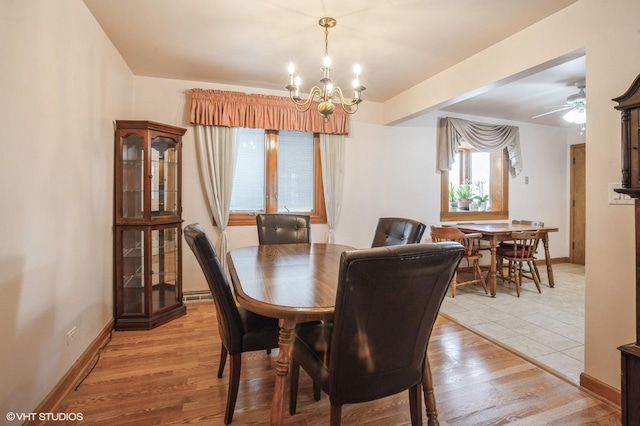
227, 243, 353, 323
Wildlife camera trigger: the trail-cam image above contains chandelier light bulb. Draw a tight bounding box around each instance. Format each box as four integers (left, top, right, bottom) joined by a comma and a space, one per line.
294, 76, 301, 97
353, 64, 361, 76
287, 63, 296, 86
324, 56, 331, 68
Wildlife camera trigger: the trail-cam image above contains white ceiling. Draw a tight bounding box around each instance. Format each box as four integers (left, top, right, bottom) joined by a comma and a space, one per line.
83, 0, 585, 128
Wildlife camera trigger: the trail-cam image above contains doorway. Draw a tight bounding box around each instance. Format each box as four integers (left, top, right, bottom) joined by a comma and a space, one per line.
570, 144, 586, 264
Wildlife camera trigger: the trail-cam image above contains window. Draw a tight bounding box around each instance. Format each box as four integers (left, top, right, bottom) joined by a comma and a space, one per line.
440, 147, 509, 221
229, 128, 326, 225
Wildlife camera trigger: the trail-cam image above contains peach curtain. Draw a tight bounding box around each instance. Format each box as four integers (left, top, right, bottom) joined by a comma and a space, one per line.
189, 89, 350, 135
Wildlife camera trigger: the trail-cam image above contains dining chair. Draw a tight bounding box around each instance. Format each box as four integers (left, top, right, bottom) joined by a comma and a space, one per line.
183, 223, 280, 424
256, 213, 311, 245
496, 230, 542, 297
498, 220, 544, 281
370, 217, 426, 247
288, 242, 465, 426
430, 226, 488, 297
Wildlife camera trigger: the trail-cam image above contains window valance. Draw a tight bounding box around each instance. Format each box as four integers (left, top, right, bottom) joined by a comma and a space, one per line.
437, 117, 522, 176
189, 89, 350, 135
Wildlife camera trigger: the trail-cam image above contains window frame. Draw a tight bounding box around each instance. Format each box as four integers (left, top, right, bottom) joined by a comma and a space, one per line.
228, 130, 326, 226
440, 148, 509, 221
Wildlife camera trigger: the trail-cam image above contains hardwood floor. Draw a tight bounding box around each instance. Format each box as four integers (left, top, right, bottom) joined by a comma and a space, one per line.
50, 301, 620, 425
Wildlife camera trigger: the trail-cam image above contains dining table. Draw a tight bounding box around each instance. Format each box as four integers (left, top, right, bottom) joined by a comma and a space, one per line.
226, 242, 353, 426
453, 223, 559, 297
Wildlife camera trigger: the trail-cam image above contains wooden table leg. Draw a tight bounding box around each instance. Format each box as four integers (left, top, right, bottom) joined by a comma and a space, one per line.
542, 232, 555, 287
271, 318, 296, 426
488, 238, 498, 297
423, 356, 439, 426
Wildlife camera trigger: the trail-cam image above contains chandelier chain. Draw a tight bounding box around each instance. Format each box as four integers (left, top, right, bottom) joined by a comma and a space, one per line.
325, 26, 329, 58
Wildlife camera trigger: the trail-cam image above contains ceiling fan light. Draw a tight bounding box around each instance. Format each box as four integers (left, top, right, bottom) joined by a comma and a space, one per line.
563, 108, 586, 124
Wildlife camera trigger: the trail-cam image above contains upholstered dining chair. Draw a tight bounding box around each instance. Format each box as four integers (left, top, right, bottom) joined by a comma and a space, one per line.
288, 242, 465, 426
370, 217, 426, 247
496, 230, 542, 297
183, 223, 280, 424
256, 213, 311, 245
430, 226, 488, 297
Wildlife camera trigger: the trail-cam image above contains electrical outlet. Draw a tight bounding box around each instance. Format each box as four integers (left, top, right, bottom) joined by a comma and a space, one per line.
66, 326, 77, 345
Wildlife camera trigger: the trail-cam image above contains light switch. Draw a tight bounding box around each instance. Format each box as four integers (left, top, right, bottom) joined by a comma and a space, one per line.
608, 182, 634, 205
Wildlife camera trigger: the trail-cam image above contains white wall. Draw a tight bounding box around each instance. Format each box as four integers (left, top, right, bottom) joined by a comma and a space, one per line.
379, 0, 640, 390
0, 0, 133, 417
2, 0, 638, 417
133, 0, 639, 400
131, 75, 572, 291
336, 112, 573, 253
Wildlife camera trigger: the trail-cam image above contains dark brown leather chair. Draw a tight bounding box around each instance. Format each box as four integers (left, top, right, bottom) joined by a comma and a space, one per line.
370, 217, 426, 247
183, 223, 280, 424
256, 213, 311, 245
289, 242, 465, 425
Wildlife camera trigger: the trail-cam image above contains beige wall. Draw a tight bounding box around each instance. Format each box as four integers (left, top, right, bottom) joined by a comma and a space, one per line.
0, 0, 134, 416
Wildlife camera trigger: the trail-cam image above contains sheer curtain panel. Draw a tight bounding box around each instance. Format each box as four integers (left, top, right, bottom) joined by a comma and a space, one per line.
320, 134, 345, 243
194, 125, 238, 272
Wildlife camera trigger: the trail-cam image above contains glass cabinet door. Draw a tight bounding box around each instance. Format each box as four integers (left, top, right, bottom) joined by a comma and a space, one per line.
121, 134, 145, 219
121, 228, 146, 315
151, 226, 179, 313
150, 136, 179, 217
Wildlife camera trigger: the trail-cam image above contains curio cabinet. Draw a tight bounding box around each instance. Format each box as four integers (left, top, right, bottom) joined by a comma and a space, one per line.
113, 120, 187, 330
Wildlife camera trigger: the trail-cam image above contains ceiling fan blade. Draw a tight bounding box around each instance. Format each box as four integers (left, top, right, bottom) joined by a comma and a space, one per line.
532, 106, 572, 119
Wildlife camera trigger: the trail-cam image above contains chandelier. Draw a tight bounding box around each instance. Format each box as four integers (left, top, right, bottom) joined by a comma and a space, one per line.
286, 17, 365, 120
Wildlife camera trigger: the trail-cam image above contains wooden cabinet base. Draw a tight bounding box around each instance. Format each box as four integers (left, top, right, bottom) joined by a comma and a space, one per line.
115, 304, 187, 331
619, 343, 640, 425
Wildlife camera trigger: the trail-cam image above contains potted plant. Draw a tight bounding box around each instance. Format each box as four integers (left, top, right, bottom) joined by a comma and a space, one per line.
448, 182, 458, 210
455, 179, 475, 210
474, 194, 489, 211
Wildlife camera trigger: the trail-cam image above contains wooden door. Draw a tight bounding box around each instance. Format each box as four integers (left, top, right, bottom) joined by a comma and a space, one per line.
570, 144, 586, 264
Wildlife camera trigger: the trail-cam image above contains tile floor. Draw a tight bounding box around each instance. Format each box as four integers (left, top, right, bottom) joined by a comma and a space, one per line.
439, 262, 585, 385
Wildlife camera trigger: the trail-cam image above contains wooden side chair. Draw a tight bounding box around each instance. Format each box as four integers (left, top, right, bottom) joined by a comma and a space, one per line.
496, 230, 542, 297
430, 226, 488, 297
498, 220, 544, 282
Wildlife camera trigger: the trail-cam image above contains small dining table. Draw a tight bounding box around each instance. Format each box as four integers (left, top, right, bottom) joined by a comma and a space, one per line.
453, 223, 559, 297
227, 243, 352, 426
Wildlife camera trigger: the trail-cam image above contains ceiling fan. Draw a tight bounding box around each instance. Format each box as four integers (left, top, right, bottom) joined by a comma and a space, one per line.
533, 84, 586, 125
